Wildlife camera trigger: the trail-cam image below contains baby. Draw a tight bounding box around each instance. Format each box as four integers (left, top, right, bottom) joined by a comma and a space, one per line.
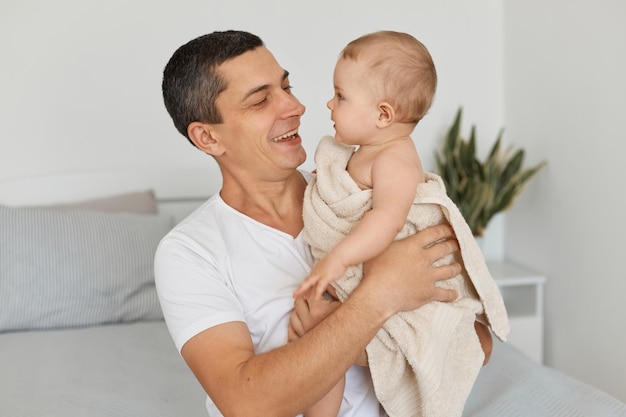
296, 31, 509, 417
295, 30, 434, 301
298, 30, 434, 417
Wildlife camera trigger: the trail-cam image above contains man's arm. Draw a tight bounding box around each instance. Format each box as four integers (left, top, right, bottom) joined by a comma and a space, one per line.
290, 304, 494, 367
475, 320, 493, 365
180, 224, 460, 417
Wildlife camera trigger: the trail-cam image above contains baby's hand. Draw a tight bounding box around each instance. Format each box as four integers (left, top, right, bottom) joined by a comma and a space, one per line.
293, 255, 347, 300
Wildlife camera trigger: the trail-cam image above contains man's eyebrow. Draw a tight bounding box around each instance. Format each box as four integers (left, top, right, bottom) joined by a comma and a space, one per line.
242, 70, 290, 101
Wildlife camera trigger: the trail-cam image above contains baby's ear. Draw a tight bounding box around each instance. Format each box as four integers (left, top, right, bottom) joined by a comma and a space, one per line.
188, 122, 225, 156
376, 102, 395, 127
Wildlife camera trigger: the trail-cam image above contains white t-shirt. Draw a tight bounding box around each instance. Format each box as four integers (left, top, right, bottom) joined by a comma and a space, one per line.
154, 187, 384, 417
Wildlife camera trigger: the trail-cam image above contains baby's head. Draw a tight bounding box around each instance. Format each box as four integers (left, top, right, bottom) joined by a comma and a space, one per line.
339, 31, 437, 124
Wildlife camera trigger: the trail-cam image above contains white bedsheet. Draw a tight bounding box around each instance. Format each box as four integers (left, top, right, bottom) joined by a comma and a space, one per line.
465, 340, 626, 416
0, 321, 206, 417
2, 321, 625, 417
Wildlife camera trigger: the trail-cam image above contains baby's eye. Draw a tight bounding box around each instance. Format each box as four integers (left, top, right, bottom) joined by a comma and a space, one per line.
336, 93, 344, 101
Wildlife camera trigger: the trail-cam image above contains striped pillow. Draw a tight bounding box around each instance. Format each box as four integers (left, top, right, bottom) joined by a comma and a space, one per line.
0, 205, 173, 332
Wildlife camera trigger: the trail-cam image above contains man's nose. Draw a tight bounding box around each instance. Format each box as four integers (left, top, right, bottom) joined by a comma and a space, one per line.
281, 90, 306, 117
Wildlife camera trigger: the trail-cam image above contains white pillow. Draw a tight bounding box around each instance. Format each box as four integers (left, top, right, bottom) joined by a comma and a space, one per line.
0, 205, 173, 332
43, 189, 158, 214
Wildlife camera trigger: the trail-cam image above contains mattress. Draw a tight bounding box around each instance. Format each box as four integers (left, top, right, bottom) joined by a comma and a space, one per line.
1, 321, 625, 416
0, 321, 206, 417
465, 339, 626, 416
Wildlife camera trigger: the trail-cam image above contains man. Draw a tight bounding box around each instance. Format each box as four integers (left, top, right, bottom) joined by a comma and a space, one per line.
156, 30, 490, 417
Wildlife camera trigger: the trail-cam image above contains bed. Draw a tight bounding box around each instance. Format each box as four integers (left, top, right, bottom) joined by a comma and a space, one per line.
1, 170, 625, 417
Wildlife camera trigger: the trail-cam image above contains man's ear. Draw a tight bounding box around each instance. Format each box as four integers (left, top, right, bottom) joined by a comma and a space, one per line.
187, 122, 225, 156
376, 102, 395, 128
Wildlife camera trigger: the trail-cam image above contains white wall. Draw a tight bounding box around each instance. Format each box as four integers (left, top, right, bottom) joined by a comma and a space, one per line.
3, 0, 625, 404
4, 0, 626, 404
504, 0, 626, 402
0, 0, 504, 191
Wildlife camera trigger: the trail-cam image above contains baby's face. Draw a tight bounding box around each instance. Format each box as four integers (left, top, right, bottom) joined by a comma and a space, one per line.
327, 58, 381, 146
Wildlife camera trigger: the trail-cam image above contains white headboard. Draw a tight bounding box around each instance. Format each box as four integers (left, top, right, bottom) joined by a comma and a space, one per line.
0, 168, 218, 223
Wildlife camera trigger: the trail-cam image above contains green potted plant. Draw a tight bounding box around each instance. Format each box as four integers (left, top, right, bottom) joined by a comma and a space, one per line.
434, 107, 546, 237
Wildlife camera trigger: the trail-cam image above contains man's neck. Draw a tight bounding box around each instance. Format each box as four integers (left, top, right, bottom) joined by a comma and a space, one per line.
220, 170, 306, 238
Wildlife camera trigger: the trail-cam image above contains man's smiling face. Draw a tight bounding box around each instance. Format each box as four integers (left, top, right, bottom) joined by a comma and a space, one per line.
209, 46, 307, 180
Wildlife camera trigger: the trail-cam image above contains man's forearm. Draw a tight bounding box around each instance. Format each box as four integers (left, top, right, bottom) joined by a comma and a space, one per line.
236, 286, 392, 416
184, 274, 398, 417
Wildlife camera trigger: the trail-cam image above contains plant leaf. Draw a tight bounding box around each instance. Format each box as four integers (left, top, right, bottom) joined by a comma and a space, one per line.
434, 107, 546, 235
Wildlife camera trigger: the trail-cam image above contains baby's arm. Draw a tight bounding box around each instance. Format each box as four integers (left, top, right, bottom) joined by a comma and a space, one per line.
303, 376, 345, 417
295, 143, 423, 300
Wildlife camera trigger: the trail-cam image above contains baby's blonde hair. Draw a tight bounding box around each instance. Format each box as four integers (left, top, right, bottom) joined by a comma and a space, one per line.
340, 31, 437, 124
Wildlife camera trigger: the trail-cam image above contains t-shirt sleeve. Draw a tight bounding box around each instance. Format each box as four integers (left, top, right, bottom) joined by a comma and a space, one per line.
154, 234, 245, 352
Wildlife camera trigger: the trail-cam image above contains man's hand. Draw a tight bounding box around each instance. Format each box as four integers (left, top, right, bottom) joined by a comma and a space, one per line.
289, 287, 370, 366
289, 286, 340, 342
359, 223, 460, 318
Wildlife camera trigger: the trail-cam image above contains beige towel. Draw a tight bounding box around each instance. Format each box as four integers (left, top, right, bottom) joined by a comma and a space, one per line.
303, 136, 510, 417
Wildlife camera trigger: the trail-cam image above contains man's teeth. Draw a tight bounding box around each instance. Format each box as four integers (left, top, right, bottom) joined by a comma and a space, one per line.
272, 130, 298, 142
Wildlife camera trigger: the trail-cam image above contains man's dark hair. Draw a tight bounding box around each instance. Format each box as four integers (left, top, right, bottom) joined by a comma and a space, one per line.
162, 30, 264, 143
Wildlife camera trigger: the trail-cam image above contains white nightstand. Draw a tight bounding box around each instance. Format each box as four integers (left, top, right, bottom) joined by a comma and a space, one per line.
487, 261, 546, 363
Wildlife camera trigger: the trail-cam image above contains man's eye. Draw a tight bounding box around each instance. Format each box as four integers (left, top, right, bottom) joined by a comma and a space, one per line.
283, 84, 293, 93
254, 97, 268, 106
